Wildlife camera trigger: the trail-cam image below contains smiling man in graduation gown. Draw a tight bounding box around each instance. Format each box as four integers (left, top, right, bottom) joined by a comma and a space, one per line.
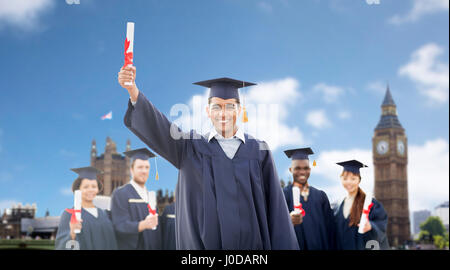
117, 65, 298, 250
283, 148, 336, 250
110, 148, 162, 250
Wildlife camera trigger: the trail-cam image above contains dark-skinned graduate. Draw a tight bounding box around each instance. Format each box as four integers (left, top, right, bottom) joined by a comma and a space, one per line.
282, 147, 336, 250
117, 64, 298, 250
334, 160, 389, 250
110, 148, 163, 250
55, 167, 118, 250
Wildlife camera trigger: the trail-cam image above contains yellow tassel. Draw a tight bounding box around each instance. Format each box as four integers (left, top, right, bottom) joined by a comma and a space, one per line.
313, 160, 317, 167
154, 156, 159, 180
241, 81, 248, 123
242, 107, 248, 123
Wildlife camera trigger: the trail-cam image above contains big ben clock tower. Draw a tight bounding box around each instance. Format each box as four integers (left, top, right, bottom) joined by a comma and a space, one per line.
373, 85, 411, 247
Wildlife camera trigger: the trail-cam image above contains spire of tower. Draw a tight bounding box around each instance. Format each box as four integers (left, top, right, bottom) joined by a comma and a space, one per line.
382, 84, 396, 107
375, 84, 403, 131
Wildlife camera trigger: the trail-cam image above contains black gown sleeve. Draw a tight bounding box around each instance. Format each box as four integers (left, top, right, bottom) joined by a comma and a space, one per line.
124, 91, 191, 169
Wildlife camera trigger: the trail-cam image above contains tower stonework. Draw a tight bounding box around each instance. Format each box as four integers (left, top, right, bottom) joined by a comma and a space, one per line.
91, 137, 131, 196
89, 138, 173, 211
373, 86, 411, 247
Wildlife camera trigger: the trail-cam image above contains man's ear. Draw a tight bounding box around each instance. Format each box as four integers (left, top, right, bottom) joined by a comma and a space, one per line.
289, 167, 293, 173
206, 105, 211, 119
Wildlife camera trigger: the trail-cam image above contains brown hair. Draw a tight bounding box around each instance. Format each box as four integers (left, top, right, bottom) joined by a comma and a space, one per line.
71, 177, 103, 193
130, 158, 151, 169
208, 97, 240, 105
341, 171, 366, 227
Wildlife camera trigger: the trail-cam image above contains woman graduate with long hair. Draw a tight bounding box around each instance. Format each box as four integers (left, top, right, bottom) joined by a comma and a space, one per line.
334, 160, 389, 250
55, 167, 118, 250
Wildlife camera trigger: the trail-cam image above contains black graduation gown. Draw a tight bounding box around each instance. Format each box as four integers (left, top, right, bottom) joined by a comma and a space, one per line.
124, 91, 299, 250
55, 207, 118, 250
110, 183, 163, 250
334, 198, 390, 250
160, 203, 176, 250
283, 184, 336, 250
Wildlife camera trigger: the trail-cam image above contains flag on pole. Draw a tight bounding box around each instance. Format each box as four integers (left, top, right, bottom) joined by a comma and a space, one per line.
101, 111, 112, 120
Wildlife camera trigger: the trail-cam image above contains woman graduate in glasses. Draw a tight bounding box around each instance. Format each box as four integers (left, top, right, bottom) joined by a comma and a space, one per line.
55, 167, 118, 250
334, 160, 389, 250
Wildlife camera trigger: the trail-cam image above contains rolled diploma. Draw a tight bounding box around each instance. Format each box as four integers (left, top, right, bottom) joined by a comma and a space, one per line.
148, 191, 157, 230
292, 186, 302, 215
124, 22, 134, 86
74, 190, 82, 234
358, 193, 373, 234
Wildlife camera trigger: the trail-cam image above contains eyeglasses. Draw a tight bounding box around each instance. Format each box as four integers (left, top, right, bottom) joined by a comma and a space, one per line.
209, 103, 238, 112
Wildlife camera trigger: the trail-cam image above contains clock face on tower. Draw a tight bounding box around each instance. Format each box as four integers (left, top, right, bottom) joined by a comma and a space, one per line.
397, 140, 405, 156
377, 140, 389, 155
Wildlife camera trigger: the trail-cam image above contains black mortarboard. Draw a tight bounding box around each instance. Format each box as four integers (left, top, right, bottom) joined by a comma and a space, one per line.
123, 148, 156, 161
193, 77, 256, 100
71, 166, 102, 180
336, 160, 368, 174
284, 147, 314, 160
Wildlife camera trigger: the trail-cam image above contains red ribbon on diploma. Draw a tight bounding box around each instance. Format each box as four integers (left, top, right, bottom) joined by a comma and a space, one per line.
147, 204, 156, 216
294, 204, 306, 217
362, 202, 374, 220
123, 38, 134, 68
65, 208, 81, 224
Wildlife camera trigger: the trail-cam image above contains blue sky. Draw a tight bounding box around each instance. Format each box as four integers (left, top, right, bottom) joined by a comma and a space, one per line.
0, 0, 448, 218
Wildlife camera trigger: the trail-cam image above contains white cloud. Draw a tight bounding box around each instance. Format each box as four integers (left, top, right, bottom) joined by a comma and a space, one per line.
306, 109, 331, 129
399, 43, 449, 104
0, 0, 55, 31
171, 77, 306, 151
312, 138, 449, 212
338, 110, 351, 120
389, 0, 449, 25
408, 138, 449, 212
313, 83, 345, 103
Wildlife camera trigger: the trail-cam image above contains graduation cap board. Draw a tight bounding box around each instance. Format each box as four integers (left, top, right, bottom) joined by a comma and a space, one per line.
336, 160, 368, 174
193, 77, 255, 123
71, 167, 102, 180
284, 147, 317, 166
284, 147, 314, 160
124, 148, 159, 180
193, 77, 255, 100
123, 148, 156, 160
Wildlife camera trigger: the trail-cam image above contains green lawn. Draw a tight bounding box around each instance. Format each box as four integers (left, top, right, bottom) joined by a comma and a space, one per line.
0, 239, 55, 250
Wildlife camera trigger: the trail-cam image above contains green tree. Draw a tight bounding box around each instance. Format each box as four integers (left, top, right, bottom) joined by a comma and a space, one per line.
445, 233, 449, 249
433, 235, 445, 249
420, 216, 446, 238
418, 230, 431, 244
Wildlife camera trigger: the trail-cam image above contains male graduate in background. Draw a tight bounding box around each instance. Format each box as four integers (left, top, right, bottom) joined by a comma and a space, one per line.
283, 147, 336, 250
117, 65, 298, 250
110, 148, 162, 250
